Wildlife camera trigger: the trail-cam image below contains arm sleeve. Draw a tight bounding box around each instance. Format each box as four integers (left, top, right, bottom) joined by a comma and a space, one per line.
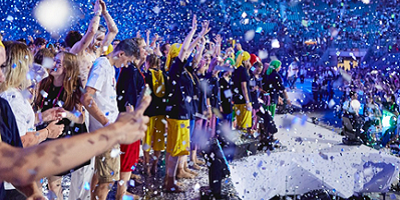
86, 60, 106, 92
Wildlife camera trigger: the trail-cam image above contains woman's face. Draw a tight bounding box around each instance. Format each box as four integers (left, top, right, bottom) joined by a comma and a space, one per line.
51, 53, 65, 77
203, 54, 211, 65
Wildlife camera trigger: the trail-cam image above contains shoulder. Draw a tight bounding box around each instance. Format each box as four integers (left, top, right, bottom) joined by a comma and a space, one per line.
93, 57, 111, 68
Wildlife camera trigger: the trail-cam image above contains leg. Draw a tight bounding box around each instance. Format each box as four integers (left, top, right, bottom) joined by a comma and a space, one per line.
151, 151, 161, 175
165, 155, 184, 192
143, 151, 151, 176
177, 155, 195, 178
115, 171, 132, 200
92, 182, 112, 200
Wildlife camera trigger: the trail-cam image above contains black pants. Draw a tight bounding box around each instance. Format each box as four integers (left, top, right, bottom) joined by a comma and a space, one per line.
300, 75, 305, 83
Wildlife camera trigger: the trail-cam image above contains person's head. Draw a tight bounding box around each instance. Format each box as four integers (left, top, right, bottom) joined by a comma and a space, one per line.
112, 39, 120, 49
64, 31, 83, 48
89, 25, 107, 51
34, 37, 47, 50
252, 61, 263, 75
202, 53, 212, 66
266, 60, 282, 75
387, 94, 396, 103
111, 39, 138, 68
132, 37, 147, 62
350, 91, 358, 100
39, 52, 81, 111
145, 54, 160, 70
160, 43, 171, 56
165, 43, 182, 71
34, 48, 54, 65
0, 42, 33, 92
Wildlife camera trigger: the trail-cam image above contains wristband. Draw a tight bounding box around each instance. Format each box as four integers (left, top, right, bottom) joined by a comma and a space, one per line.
207, 105, 211, 108
104, 121, 110, 127
94, 11, 101, 16
246, 101, 250, 104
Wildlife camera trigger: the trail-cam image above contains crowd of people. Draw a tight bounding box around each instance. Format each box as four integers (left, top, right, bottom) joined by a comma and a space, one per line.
0, 0, 297, 199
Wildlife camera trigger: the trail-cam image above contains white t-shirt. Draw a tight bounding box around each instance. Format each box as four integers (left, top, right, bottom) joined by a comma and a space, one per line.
0, 88, 35, 136
86, 57, 119, 132
0, 88, 35, 190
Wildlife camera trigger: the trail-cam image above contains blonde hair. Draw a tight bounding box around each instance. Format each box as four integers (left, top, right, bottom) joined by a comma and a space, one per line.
0, 42, 32, 93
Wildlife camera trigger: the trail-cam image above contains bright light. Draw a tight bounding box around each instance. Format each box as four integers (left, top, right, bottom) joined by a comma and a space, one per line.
34, 0, 72, 32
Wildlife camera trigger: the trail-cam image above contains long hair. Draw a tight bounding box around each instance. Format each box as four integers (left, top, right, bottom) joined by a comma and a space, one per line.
146, 54, 160, 70
0, 42, 32, 93
35, 52, 82, 111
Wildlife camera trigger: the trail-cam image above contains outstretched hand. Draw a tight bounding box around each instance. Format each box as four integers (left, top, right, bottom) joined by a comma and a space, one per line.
192, 14, 198, 30
99, 0, 107, 15
214, 34, 222, 44
200, 20, 211, 36
93, 0, 102, 14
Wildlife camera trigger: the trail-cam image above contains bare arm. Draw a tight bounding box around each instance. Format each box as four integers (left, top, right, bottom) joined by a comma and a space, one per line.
65, 104, 85, 124
0, 93, 151, 186
213, 34, 222, 57
70, 0, 102, 54
178, 15, 198, 62
81, 87, 109, 126
241, 82, 251, 104
98, 0, 119, 56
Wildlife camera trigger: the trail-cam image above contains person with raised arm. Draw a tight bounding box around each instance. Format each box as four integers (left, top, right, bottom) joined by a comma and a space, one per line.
165, 15, 211, 192
67, 0, 119, 87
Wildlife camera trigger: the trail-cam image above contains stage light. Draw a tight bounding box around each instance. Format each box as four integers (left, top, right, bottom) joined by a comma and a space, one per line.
34, 0, 72, 33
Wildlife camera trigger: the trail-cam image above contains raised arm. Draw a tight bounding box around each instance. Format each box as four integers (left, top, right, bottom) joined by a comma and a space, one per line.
178, 15, 198, 62
188, 21, 211, 55
98, 0, 119, 56
70, 0, 102, 54
0, 94, 151, 187
213, 34, 222, 57
193, 38, 206, 66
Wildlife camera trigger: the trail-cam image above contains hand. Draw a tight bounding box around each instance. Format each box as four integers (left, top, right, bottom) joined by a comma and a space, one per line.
278, 97, 284, 105
154, 33, 160, 41
286, 99, 292, 106
99, 0, 107, 15
246, 102, 252, 111
191, 14, 198, 31
136, 30, 141, 38
41, 107, 66, 122
26, 193, 46, 200
146, 29, 151, 37
46, 121, 65, 138
214, 34, 222, 44
28, 36, 34, 43
200, 20, 211, 36
113, 91, 151, 145
93, 0, 102, 15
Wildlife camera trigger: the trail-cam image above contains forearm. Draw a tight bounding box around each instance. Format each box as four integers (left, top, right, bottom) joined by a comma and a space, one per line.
82, 94, 108, 126
178, 28, 197, 61
103, 11, 118, 34
194, 45, 205, 64
66, 111, 85, 124
21, 129, 49, 147
214, 43, 221, 57
241, 83, 250, 103
1, 125, 122, 186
